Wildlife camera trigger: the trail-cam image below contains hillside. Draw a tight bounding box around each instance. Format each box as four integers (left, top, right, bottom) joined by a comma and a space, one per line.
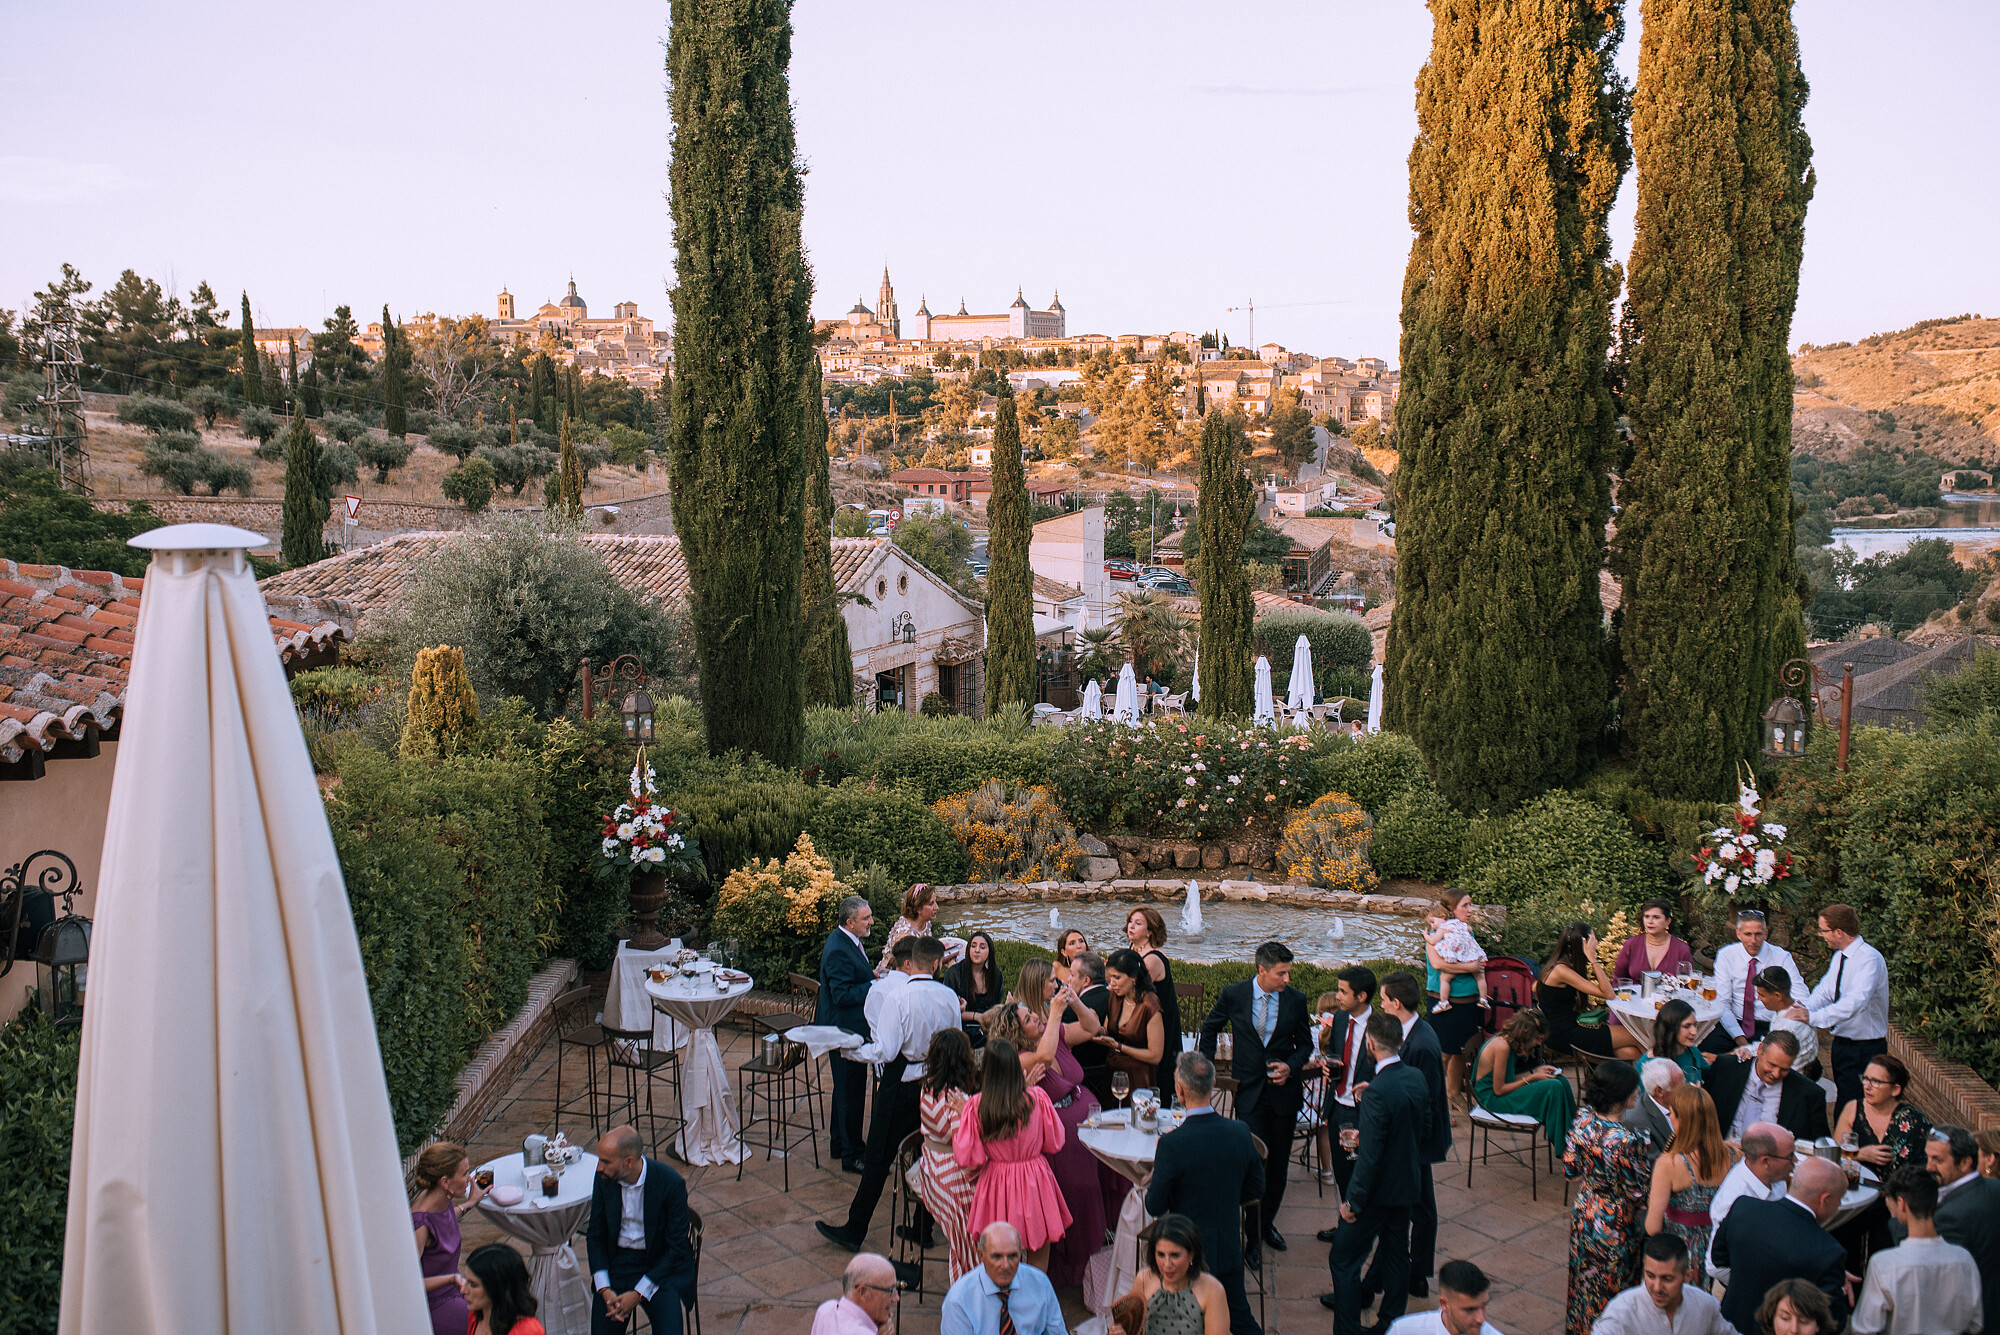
1792, 314, 2000, 463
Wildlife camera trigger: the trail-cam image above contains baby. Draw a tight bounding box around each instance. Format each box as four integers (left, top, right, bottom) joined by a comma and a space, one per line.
1423, 904, 1490, 1009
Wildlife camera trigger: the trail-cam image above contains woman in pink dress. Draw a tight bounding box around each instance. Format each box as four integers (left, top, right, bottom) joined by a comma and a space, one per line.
1611, 898, 1694, 984
954, 1036, 1071, 1272
919, 1027, 983, 1281
409, 1142, 488, 1335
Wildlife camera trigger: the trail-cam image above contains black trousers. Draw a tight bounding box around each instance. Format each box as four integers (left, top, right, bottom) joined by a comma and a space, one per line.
1363, 1164, 1435, 1285
593, 1248, 679, 1335
1239, 1091, 1300, 1229
1214, 1263, 1261, 1335
1325, 1101, 1360, 1199
830, 1054, 868, 1162
1701, 1019, 1765, 1056
1328, 1204, 1411, 1335
842, 1059, 921, 1237
1831, 1035, 1888, 1117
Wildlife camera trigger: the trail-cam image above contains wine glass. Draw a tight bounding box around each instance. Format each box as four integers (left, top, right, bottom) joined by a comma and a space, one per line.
1110, 1070, 1131, 1119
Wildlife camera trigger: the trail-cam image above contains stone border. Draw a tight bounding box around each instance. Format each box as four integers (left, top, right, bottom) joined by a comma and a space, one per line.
1891, 1024, 2000, 1133
934, 877, 1505, 928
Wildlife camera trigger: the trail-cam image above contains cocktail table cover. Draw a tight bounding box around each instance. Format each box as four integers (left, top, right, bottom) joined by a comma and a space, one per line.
475, 1151, 597, 1335
644, 968, 754, 1164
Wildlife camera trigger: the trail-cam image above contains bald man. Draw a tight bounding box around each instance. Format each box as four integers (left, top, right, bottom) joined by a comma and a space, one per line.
812, 1254, 898, 1335
941, 1224, 1066, 1335
1712, 1156, 1852, 1334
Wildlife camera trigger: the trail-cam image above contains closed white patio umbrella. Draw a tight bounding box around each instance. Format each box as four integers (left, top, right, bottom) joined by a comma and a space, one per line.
1081, 677, 1102, 718
1254, 656, 1275, 727
62, 525, 427, 1335
1287, 633, 1315, 715
1114, 662, 1140, 724
1191, 641, 1200, 704
1366, 662, 1385, 734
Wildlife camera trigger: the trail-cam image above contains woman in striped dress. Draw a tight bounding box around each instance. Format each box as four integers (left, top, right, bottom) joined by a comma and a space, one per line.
918, 1027, 983, 1281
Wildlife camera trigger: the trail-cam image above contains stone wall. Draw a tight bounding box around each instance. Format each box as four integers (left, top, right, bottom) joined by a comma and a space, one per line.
94, 489, 677, 546
1099, 832, 1279, 879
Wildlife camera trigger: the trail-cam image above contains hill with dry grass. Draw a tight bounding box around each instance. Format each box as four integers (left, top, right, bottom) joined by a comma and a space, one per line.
1793, 313, 2000, 464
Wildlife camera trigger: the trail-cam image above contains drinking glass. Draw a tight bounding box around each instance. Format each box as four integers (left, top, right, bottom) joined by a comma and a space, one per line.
1111, 1070, 1131, 1117
1839, 1132, 1859, 1163
1339, 1127, 1360, 1156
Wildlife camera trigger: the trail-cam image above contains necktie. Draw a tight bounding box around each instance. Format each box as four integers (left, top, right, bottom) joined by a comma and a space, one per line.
1742, 958, 1759, 1034
1831, 953, 1846, 1004
1339, 1017, 1360, 1098
997, 1288, 1016, 1335
1257, 991, 1274, 1046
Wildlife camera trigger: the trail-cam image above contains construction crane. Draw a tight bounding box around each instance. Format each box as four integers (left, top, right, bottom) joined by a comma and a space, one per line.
1224, 298, 1355, 353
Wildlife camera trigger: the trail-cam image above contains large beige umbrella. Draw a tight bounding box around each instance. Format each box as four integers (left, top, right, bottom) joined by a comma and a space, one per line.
62, 525, 428, 1335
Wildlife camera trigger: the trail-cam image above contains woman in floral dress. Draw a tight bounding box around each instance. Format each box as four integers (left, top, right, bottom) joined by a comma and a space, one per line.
917, 1028, 983, 1281
1565, 1060, 1651, 1335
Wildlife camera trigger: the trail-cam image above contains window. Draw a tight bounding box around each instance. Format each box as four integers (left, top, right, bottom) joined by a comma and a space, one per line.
898, 574, 909, 594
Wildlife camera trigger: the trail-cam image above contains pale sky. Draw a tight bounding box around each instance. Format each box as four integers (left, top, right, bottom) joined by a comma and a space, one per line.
4, 0, 1995, 363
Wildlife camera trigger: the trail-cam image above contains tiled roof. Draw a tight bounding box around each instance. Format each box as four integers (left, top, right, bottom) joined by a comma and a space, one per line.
0, 560, 346, 766
1849, 635, 1981, 730
1033, 573, 1084, 603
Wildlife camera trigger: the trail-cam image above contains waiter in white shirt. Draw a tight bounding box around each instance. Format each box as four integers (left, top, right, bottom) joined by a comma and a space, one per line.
1786, 902, 1889, 1115
818, 935, 961, 1258
1705, 908, 1806, 1056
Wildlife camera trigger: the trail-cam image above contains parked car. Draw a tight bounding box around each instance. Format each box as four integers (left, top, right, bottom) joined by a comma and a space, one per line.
1105, 560, 1139, 581
1139, 565, 1177, 581
1140, 574, 1193, 595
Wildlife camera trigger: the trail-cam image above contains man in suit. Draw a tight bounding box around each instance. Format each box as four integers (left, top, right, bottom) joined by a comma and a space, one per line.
1622, 1059, 1684, 1161
1148, 1051, 1267, 1335
1200, 940, 1316, 1254
817, 894, 875, 1172
1313, 966, 1379, 1228
1711, 1156, 1851, 1335
1924, 1123, 2000, 1327
587, 1124, 696, 1335
1071, 952, 1115, 1109
1704, 1030, 1829, 1143
1325, 1012, 1431, 1335
1362, 971, 1450, 1305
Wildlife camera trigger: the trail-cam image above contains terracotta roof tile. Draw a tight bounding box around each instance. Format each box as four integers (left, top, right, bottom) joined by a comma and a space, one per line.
0, 559, 347, 766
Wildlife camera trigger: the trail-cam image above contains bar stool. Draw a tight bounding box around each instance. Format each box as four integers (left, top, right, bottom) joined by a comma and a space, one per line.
737, 1028, 817, 1189
890, 1131, 947, 1304
551, 986, 609, 1136
782, 973, 828, 1126
603, 1020, 686, 1159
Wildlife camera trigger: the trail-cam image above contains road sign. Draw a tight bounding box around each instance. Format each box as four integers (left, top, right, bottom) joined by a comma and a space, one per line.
344, 494, 361, 526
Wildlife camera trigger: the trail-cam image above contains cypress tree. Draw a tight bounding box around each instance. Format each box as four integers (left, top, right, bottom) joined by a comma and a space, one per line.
984, 391, 1035, 713
300, 354, 323, 418
800, 358, 853, 708
553, 416, 585, 520
238, 293, 261, 405
381, 304, 408, 437
664, 0, 815, 765
1383, 0, 1631, 812
261, 351, 284, 413
566, 366, 581, 424
1195, 410, 1255, 718
286, 336, 301, 415
529, 353, 548, 427
1613, 0, 1812, 799
280, 411, 327, 568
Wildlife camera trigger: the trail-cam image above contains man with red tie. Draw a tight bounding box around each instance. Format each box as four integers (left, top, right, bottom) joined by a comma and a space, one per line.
1704, 908, 1806, 1058
1313, 966, 1378, 1244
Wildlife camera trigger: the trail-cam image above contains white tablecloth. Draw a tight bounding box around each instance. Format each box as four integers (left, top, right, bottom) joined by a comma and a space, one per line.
1609, 987, 1725, 1049
784, 1024, 866, 1060
644, 968, 755, 1165
602, 940, 690, 1051
1077, 1111, 1184, 1322
1819, 1157, 1881, 1230
475, 1151, 598, 1335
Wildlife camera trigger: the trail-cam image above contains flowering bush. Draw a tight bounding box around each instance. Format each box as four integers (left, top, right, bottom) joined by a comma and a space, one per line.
1691, 778, 1792, 896
933, 780, 1088, 882
709, 832, 855, 978
599, 750, 704, 880
1277, 792, 1378, 894
1049, 716, 1321, 839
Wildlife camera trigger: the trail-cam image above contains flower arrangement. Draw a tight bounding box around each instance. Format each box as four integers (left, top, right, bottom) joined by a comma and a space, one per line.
1593, 908, 1633, 973
598, 748, 702, 879
1276, 791, 1378, 895
1050, 716, 1324, 840
933, 780, 1088, 882
1691, 777, 1792, 896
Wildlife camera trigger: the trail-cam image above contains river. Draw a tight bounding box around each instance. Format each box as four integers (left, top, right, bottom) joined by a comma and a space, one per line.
1828, 499, 2000, 559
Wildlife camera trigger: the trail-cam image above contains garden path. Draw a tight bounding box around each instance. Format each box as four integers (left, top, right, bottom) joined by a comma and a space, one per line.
460, 1024, 1576, 1335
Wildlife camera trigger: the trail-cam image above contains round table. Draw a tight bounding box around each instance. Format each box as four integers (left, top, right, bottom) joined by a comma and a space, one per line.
644, 967, 754, 1165
474, 1151, 598, 1335
1819, 1157, 1881, 1231
1608, 986, 1726, 1049
1078, 1110, 1174, 1326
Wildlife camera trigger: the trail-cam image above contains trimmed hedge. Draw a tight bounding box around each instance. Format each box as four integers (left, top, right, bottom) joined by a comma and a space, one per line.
1462, 790, 1675, 957
875, 731, 1051, 804
1254, 609, 1372, 701
0, 1014, 78, 1333
807, 783, 968, 888
670, 778, 824, 886
1310, 730, 1431, 813
1371, 786, 1468, 882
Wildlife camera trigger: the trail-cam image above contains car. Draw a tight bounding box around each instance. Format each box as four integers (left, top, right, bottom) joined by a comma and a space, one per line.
1139, 565, 1176, 581
1105, 560, 1139, 581
1140, 575, 1193, 594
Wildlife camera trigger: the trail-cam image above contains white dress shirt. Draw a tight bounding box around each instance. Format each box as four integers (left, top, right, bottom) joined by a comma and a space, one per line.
1807, 936, 1890, 1040
1333, 1006, 1372, 1107
1850, 1235, 1985, 1335
1707, 1158, 1788, 1282
1591, 1282, 1735, 1334
1727, 1071, 1784, 1142
1712, 941, 1807, 1042
853, 977, 961, 1079
1387, 1313, 1505, 1335
592, 1160, 661, 1299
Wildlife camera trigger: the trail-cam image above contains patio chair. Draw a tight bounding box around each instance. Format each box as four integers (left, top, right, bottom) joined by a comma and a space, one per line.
550, 985, 610, 1138
890, 1131, 948, 1303
1460, 1031, 1564, 1203
603, 1019, 686, 1161
1292, 1069, 1330, 1196
1157, 692, 1188, 715
630, 1208, 701, 1335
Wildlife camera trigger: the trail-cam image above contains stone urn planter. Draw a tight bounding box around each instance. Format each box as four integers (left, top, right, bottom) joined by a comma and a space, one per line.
626, 869, 671, 950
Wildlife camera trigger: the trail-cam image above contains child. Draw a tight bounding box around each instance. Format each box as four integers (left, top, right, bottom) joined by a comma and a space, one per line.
1423, 889, 1491, 1011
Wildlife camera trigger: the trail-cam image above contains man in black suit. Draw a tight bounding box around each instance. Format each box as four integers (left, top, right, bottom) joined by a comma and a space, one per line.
1711, 1156, 1851, 1335
1704, 1030, 1830, 1144
1199, 940, 1316, 1254
587, 1124, 696, 1335
1071, 952, 1115, 1109
817, 894, 875, 1171
1324, 1012, 1431, 1335
1148, 1051, 1267, 1335
1924, 1123, 2000, 1325
1313, 966, 1378, 1222
1360, 971, 1452, 1308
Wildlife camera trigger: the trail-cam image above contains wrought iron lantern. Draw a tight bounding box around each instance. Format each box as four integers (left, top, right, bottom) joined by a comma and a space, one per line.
579, 654, 650, 744
621, 686, 655, 743
903, 622, 916, 644
36, 909, 90, 1026
1761, 694, 1809, 760
0, 851, 88, 1026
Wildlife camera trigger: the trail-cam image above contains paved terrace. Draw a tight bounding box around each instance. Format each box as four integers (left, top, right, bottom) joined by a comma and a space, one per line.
461, 1022, 1573, 1335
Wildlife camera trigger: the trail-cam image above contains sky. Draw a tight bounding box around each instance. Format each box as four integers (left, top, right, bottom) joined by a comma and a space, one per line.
4, 0, 1996, 363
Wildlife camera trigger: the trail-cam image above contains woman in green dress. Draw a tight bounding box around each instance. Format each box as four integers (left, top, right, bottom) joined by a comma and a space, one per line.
1650, 999, 1710, 1086
1473, 1009, 1578, 1144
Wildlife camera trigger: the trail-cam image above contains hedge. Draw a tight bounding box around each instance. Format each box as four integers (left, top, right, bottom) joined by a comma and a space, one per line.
1462, 790, 1675, 958
1370, 786, 1468, 882
1310, 730, 1431, 813
0, 1014, 78, 1333
873, 731, 1052, 804
670, 778, 824, 886
807, 782, 968, 888
1254, 609, 1372, 701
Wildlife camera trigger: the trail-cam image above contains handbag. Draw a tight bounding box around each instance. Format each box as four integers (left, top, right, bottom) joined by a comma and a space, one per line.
1575, 1007, 1608, 1029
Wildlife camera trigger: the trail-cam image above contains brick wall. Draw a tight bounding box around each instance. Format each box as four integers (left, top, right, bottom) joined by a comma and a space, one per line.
1890, 1024, 2000, 1132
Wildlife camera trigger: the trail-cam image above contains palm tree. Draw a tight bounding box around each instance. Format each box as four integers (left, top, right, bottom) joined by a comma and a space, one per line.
1114, 589, 1192, 682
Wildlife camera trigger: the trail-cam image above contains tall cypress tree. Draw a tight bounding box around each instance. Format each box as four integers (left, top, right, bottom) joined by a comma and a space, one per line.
800, 358, 853, 708
553, 416, 585, 520
1613, 0, 1812, 799
381, 304, 408, 437
664, 0, 814, 765
1383, 0, 1631, 812
261, 351, 284, 413
984, 391, 1035, 713
300, 354, 323, 418
566, 366, 581, 424
1195, 410, 1255, 718
238, 293, 262, 406
529, 353, 549, 427
286, 336, 301, 415
280, 411, 326, 568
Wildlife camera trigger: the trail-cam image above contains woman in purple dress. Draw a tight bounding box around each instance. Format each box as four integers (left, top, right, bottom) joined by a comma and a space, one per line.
410, 1141, 488, 1335
1007, 958, 1109, 1288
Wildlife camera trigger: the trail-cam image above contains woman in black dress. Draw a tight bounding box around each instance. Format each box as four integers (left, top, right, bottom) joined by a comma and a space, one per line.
1124, 905, 1181, 1093
947, 931, 1006, 1046
1538, 920, 1642, 1061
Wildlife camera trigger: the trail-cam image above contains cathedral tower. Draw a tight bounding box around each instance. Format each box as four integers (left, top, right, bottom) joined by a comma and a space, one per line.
877, 267, 900, 339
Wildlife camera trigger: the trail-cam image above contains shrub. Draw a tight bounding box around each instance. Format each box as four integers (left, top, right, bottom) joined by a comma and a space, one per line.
290, 665, 385, 729
1371, 786, 1467, 882
241, 403, 281, 449
876, 729, 1051, 803
116, 393, 196, 435
919, 690, 952, 717
323, 411, 370, 444
808, 782, 968, 888
428, 421, 486, 459
357, 432, 415, 483
709, 832, 856, 981
1049, 716, 1321, 839
1309, 730, 1431, 813
933, 780, 1088, 882
442, 456, 497, 513
669, 778, 824, 885
140, 434, 251, 496
321, 439, 361, 491
185, 384, 230, 428
1254, 609, 1371, 700
400, 644, 480, 759
0, 1014, 79, 1330
1461, 790, 1675, 957
1277, 792, 1378, 893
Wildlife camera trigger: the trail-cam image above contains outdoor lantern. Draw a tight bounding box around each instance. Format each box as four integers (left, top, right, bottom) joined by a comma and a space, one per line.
1762, 695, 1809, 760
620, 687, 655, 743
903, 622, 916, 644
34, 910, 90, 1027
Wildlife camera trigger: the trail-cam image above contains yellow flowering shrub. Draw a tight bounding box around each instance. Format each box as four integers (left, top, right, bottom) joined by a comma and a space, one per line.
1278, 791, 1377, 895
933, 780, 1087, 883
399, 644, 479, 759
710, 832, 854, 976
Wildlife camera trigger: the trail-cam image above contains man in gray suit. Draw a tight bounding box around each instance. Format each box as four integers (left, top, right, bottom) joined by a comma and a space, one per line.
1622, 1059, 1684, 1160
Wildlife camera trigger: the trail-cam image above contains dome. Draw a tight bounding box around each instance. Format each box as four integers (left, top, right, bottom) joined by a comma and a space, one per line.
559, 278, 585, 310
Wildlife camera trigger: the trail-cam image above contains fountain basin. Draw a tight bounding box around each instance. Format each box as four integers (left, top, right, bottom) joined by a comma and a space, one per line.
945, 896, 1425, 967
